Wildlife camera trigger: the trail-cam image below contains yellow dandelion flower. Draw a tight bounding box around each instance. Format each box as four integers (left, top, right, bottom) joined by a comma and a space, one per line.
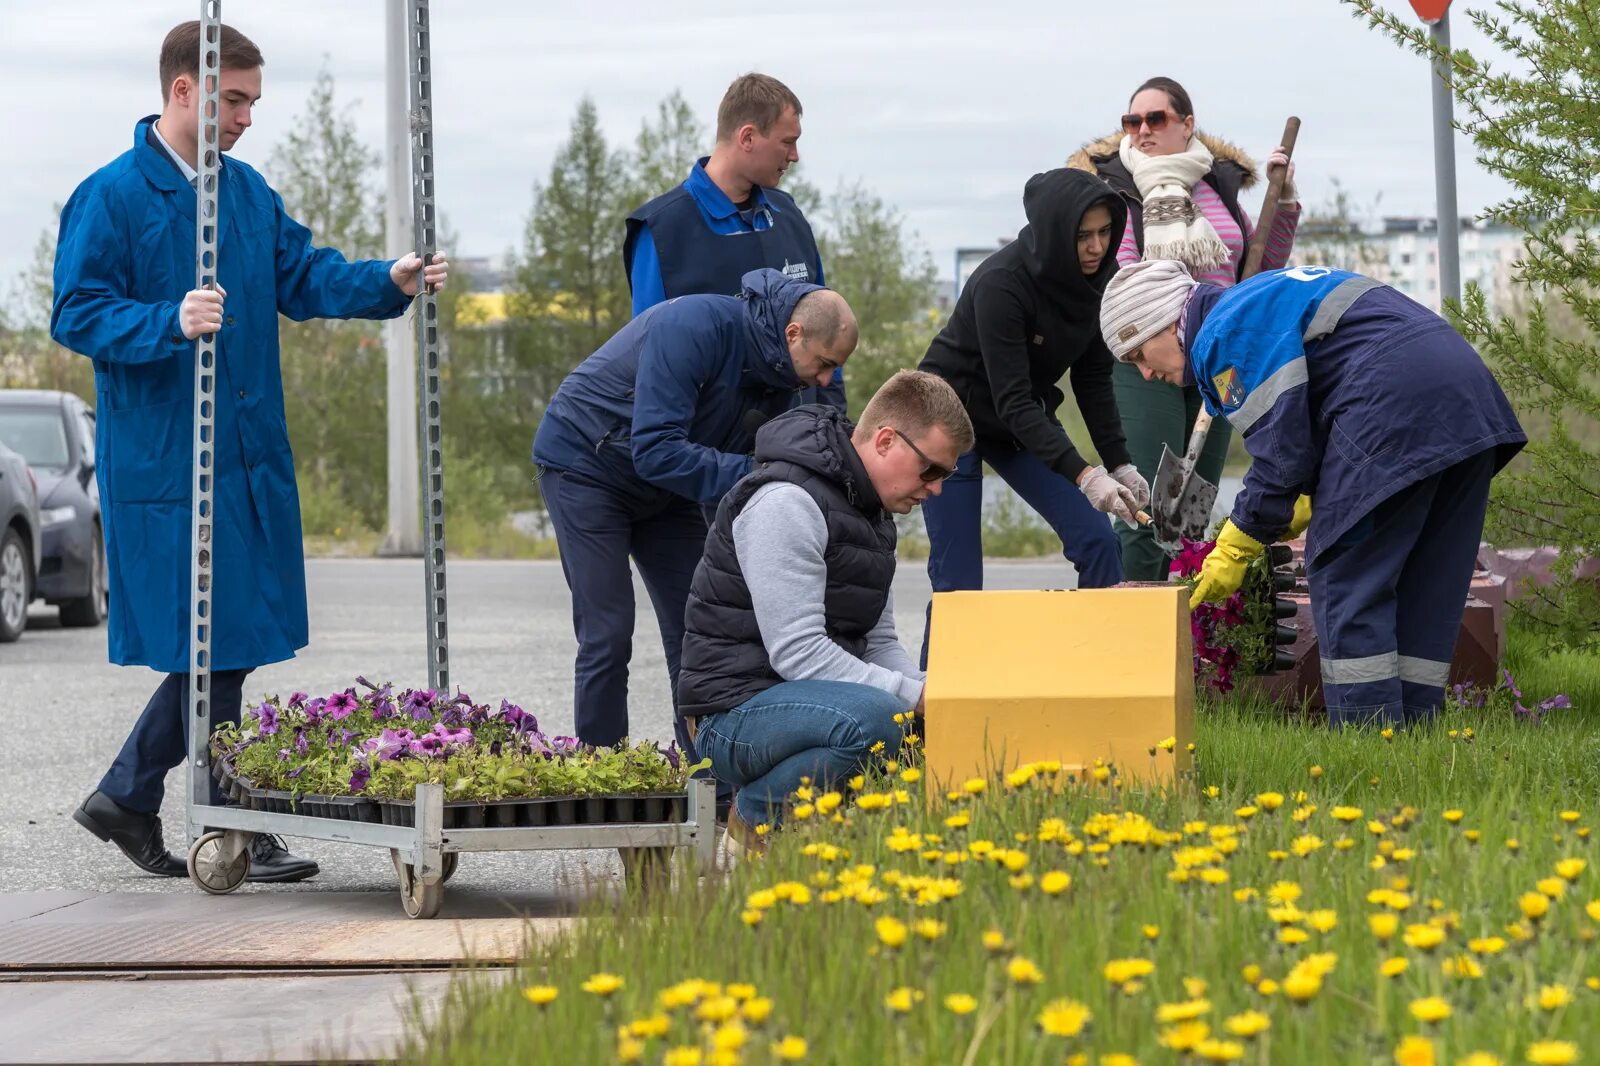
1104, 958, 1156, 985
1036, 997, 1093, 1037
1507, 838, 1521, 853
1468, 936, 1507, 955
1404, 924, 1446, 951
791, 803, 815, 821
1224, 1011, 1270, 1038
884, 986, 919, 1013
662, 1047, 702, 1066
616, 1037, 645, 1063
1443, 954, 1483, 979
1142, 924, 1161, 940
772, 1035, 807, 1061
1587, 976, 1600, 991
944, 811, 970, 829
981, 928, 1008, 952
1332, 806, 1363, 822
1241, 964, 1262, 984
944, 993, 978, 1015
1393, 1035, 1436, 1066
522, 985, 558, 1006
1279, 927, 1311, 946
1256, 978, 1280, 996
1155, 999, 1211, 1023
1040, 870, 1072, 895
1007, 957, 1045, 985
696, 996, 739, 1023
1157, 736, 1177, 752
711, 1022, 749, 1052
1559, 810, 1580, 823
581, 973, 624, 996
914, 918, 947, 941
1159, 1021, 1211, 1052
1282, 971, 1322, 1003
1534, 984, 1572, 1011
1587, 900, 1600, 922
876, 916, 908, 948
962, 777, 987, 795
1443, 809, 1464, 823
1520, 892, 1551, 921
1458, 1054, 1501, 1066
1555, 858, 1585, 881
1196, 1038, 1245, 1062
1464, 829, 1481, 843
1409, 996, 1452, 1023
1009, 873, 1034, 890
1102, 1055, 1139, 1066
1236, 806, 1259, 820
1200, 868, 1230, 885
1309, 909, 1339, 933
628, 1014, 672, 1039
1525, 1041, 1579, 1065
898, 767, 921, 783
1309, 764, 1324, 778
1537, 877, 1567, 899
1371, 913, 1400, 940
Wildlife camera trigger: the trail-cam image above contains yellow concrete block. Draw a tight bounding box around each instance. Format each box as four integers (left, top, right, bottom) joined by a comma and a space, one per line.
922, 587, 1195, 792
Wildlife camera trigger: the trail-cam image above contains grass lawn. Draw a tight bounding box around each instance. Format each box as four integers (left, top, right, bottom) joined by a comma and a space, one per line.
405, 624, 1600, 1066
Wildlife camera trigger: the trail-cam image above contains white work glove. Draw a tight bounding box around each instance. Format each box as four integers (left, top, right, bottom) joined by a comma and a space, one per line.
1109, 463, 1150, 510
391, 252, 450, 296
179, 285, 226, 340
1077, 465, 1139, 525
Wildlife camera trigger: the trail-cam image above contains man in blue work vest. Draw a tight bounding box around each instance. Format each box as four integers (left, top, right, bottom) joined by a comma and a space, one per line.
532, 269, 857, 776
1100, 261, 1525, 728
624, 73, 844, 410
52, 21, 447, 881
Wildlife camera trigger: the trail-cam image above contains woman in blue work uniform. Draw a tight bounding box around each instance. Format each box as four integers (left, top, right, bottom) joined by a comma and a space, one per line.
1098, 259, 1526, 727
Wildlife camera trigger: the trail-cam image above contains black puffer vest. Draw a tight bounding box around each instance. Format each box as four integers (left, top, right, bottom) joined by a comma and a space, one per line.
677, 405, 898, 720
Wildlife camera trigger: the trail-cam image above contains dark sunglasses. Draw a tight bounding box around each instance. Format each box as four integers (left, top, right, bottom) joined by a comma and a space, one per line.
894, 428, 953, 483
1120, 109, 1179, 135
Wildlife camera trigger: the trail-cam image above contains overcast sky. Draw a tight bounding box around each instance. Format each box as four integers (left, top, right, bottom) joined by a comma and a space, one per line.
2, 1, 1513, 299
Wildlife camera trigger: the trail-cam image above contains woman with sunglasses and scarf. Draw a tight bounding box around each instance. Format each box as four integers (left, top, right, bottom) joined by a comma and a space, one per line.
1069, 76, 1302, 580
916, 168, 1143, 664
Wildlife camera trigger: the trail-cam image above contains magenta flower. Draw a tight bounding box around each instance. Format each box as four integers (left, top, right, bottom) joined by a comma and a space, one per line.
325, 689, 360, 720
287, 691, 308, 710
403, 689, 437, 721
251, 702, 280, 736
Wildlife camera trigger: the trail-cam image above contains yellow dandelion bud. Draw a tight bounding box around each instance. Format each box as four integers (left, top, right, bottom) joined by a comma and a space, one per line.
1464, 829, 1481, 843
1586, 976, 1600, 991
1381, 727, 1395, 741
943, 993, 978, 1015
1036, 997, 1092, 1037
1256, 978, 1279, 996
1393, 1035, 1435, 1066
1525, 1040, 1579, 1065
1040, 870, 1072, 895
1093, 764, 1112, 783
1241, 964, 1262, 984
1143, 924, 1161, 940
1506, 838, 1521, 853
1309, 765, 1324, 778
581, 973, 624, 996
981, 929, 1007, 952
1520, 892, 1551, 921
1224, 1010, 1270, 1038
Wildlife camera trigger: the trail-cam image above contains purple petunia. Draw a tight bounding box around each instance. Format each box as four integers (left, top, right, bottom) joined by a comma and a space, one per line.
293, 728, 310, 756
404, 688, 436, 721
364, 728, 415, 762
252, 702, 280, 736
349, 766, 371, 792
372, 695, 396, 720
287, 691, 309, 710
325, 689, 360, 720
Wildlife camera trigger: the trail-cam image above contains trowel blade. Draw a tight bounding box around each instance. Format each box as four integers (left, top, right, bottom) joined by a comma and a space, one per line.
1149, 444, 1219, 554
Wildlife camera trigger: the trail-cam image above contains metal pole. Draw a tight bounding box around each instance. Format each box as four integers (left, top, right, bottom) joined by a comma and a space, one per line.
406, 0, 450, 693
380, 0, 421, 557
1430, 11, 1461, 307
187, 0, 223, 844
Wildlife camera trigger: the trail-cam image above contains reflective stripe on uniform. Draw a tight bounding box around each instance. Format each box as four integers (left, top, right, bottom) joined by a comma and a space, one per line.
1321, 650, 1399, 686
1397, 655, 1452, 688
1303, 275, 1385, 342
1229, 356, 1308, 433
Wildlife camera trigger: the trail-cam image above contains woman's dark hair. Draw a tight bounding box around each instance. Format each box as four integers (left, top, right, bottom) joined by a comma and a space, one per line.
1129, 76, 1193, 119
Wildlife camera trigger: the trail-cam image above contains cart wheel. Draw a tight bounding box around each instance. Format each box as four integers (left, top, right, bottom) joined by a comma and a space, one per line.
390, 848, 445, 919
440, 851, 459, 884
188, 830, 251, 895
619, 846, 674, 891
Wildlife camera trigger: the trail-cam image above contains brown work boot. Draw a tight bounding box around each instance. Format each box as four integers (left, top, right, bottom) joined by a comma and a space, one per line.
725, 805, 768, 857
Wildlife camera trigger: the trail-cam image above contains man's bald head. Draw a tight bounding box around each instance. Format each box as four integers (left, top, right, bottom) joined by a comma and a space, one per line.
784, 289, 858, 389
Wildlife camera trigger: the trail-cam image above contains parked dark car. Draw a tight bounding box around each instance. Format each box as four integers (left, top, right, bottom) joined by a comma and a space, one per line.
0, 390, 106, 628
0, 439, 40, 642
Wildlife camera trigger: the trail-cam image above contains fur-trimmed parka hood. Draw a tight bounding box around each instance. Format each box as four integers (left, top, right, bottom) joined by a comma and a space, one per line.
1067, 130, 1259, 188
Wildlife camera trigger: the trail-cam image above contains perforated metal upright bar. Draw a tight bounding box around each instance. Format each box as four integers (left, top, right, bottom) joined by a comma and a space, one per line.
406, 0, 449, 694
187, 0, 224, 842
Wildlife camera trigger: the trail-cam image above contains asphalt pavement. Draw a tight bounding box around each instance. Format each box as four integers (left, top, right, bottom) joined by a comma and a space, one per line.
0, 555, 1077, 897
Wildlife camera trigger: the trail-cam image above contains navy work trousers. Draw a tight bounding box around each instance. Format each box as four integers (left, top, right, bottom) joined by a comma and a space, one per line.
100, 669, 251, 814
540, 466, 707, 755
1308, 449, 1496, 728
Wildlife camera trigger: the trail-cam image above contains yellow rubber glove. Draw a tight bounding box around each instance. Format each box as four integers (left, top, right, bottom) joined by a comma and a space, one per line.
1287, 495, 1312, 539
1190, 520, 1266, 609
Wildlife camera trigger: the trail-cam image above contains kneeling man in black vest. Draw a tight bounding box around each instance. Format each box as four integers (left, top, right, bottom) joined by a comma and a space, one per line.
677, 371, 975, 850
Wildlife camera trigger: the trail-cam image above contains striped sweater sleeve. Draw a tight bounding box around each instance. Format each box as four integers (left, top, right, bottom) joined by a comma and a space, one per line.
1239, 200, 1302, 273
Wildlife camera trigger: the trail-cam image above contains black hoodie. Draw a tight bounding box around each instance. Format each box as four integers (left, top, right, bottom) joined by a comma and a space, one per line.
919, 168, 1131, 479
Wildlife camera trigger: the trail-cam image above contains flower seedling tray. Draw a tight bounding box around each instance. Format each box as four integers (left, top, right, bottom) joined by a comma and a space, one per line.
215, 759, 686, 829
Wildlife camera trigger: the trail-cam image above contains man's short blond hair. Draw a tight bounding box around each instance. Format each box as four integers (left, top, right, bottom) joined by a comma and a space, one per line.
856, 370, 975, 454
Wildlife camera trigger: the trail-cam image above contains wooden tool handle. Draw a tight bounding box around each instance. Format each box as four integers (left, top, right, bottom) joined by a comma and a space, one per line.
1240, 117, 1301, 281
1181, 409, 1214, 467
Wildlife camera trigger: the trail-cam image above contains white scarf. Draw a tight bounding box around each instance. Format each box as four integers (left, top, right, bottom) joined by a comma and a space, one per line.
1118, 134, 1230, 271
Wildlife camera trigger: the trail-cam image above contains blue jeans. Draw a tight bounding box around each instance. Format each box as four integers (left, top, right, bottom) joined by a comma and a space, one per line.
695, 680, 904, 829
921, 443, 1123, 665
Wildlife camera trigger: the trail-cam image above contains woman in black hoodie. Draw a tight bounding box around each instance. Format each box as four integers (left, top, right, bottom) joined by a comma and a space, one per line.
918, 168, 1145, 659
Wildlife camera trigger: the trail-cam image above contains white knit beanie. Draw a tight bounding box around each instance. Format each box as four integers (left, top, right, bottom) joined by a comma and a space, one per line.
1100, 259, 1197, 362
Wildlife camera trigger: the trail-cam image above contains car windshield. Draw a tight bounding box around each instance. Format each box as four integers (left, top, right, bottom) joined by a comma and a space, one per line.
0, 408, 70, 471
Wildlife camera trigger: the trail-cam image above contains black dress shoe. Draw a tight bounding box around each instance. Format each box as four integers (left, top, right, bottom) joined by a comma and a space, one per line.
72, 790, 187, 877
245, 834, 319, 883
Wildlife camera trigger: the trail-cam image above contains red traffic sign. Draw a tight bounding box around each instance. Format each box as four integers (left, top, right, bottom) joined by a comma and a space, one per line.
1408, 0, 1450, 22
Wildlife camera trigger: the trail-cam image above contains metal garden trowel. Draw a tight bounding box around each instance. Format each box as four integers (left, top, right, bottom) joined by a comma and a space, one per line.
1148, 409, 1218, 552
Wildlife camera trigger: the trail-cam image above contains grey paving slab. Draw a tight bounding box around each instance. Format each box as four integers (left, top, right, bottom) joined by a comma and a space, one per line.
13, 887, 583, 925
0, 969, 504, 1064
0, 892, 99, 924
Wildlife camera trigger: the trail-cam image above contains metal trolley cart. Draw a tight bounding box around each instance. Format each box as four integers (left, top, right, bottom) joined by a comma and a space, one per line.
179, 0, 716, 918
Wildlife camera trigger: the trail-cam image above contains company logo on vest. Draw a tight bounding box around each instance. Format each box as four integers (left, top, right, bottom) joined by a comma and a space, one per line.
781, 259, 811, 281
